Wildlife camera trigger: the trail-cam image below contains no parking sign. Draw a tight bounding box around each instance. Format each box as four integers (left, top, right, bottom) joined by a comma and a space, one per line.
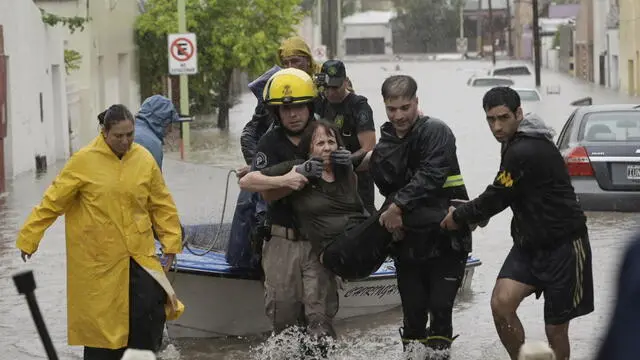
168, 33, 198, 75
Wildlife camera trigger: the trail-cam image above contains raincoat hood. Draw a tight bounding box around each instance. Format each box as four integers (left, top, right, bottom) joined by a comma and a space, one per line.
135, 95, 178, 141
277, 36, 320, 76
517, 112, 556, 141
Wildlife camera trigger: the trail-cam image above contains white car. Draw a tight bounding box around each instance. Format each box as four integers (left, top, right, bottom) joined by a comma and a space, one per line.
487, 64, 532, 76
467, 75, 515, 87
511, 87, 541, 101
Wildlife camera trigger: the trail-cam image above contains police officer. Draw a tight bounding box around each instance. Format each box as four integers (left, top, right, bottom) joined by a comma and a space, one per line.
314, 60, 377, 215
441, 87, 593, 360
239, 68, 339, 344
369, 75, 471, 359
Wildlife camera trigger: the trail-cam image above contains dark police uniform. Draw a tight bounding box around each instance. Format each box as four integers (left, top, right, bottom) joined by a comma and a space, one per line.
316, 93, 376, 215
369, 116, 471, 354
253, 127, 306, 229
453, 128, 594, 326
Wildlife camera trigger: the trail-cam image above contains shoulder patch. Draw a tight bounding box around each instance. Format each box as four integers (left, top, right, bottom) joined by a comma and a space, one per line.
496, 170, 514, 187
254, 152, 268, 169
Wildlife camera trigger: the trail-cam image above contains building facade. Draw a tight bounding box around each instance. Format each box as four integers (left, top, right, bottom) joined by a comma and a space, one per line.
35, 0, 141, 151
0, 0, 69, 185
618, 0, 639, 96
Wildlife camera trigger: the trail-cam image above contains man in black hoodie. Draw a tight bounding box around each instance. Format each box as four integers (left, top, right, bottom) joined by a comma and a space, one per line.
441, 87, 593, 360
369, 75, 471, 359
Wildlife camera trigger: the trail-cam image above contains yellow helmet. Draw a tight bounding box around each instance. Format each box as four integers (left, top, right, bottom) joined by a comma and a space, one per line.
263, 68, 317, 106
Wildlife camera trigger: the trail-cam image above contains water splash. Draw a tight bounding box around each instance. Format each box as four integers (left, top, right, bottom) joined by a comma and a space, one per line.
246, 326, 451, 360
158, 344, 181, 360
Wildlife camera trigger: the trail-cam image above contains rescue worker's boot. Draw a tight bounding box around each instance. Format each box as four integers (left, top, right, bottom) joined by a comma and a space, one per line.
399, 327, 429, 359
424, 333, 459, 360
399, 327, 458, 360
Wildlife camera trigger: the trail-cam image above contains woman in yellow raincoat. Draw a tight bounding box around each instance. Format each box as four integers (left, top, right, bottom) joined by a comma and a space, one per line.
16, 104, 184, 360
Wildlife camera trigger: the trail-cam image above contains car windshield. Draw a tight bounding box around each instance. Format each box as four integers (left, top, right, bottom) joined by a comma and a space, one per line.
491, 66, 531, 76
472, 78, 514, 87
517, 90, 540, 101
580, 111, 640, 142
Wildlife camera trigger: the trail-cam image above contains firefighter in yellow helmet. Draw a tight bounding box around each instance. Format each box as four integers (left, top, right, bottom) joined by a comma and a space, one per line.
239, 68, 339, 346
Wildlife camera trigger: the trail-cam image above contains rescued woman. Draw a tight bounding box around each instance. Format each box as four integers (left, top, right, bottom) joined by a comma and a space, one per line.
258, 120, 393, 282
16, 104, 185, 360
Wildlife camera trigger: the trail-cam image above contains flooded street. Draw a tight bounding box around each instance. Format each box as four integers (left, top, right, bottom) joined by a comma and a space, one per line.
2, 60, 640, 359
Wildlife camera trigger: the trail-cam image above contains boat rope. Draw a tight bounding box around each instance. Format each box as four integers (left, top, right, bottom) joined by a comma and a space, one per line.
183, 168, 237, 256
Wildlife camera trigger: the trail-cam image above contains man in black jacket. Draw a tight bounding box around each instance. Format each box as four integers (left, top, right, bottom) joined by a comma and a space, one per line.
441, 86, 593, 360
369, 75, 471, 359
315, 60, 377, 214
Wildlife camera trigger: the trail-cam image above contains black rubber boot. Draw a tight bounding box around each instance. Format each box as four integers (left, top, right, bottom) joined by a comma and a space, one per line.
423, 334, 459, 360
399, 327, 430, 359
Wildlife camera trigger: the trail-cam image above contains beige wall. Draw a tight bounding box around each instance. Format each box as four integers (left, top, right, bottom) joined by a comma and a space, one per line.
618, 0, 640, 96
35, 0, 141, 150
513, 0, 533, 59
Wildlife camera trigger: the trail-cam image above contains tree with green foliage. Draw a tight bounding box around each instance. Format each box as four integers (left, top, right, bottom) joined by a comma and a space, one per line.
391, 0, 460, 53
136, 0, 304, 130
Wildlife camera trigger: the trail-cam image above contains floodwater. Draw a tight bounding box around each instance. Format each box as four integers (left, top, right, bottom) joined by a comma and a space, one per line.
2, 60, 640, 360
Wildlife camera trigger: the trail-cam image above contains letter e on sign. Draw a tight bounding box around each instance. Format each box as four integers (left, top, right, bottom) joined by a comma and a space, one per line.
168, 33, 198, 75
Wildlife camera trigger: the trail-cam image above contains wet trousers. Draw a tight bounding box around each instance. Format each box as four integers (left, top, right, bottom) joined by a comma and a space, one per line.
262, 233, 339, 338
396, 251, 468, 346
83, 259, 167, 360
322, 212, 392, 280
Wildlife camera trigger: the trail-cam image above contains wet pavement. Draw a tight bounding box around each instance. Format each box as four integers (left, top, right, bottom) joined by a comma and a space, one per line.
2, 60, 640, 359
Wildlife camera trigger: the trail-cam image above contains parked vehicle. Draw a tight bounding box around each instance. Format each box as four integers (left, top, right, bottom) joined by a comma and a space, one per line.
511, 87, 541, 101
487, 64, 532, 76
556, 103, 640, 211
467, 75, 515, 87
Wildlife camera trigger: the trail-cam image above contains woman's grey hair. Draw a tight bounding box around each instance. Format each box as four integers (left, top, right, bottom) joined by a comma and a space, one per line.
381, 75, 418, 100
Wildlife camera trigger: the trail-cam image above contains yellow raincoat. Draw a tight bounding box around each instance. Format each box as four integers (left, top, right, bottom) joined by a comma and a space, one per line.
16, 134, 184, 349
277, 36, 354, 92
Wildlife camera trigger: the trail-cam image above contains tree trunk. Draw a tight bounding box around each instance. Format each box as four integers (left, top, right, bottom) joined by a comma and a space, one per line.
217, 70, 233, 130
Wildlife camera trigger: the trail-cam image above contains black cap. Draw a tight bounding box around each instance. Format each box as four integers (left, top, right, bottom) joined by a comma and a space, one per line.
320, 60, 347, 87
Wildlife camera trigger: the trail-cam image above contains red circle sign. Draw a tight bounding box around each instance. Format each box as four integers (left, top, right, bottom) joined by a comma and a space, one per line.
170, 37, 195, 62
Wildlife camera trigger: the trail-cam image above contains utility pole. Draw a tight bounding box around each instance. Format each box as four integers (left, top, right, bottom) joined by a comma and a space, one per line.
459, 0, 465, 39
506, 0, 512, 58
177, 0, 190, 158
488, 0, 496, 64
476, 0, 482, 55
326, 0, 338, 59
532, 0, 541, 87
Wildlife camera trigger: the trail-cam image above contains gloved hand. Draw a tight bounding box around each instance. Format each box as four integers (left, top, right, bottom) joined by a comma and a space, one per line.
330, 148, 352, 168
295, 157, 324, 178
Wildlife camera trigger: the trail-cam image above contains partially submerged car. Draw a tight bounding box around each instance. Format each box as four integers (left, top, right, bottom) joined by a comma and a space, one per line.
487, 64, 532, 76
556, 101, 640, 211
467, 75, 515, 87
512, 87, 541, 101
